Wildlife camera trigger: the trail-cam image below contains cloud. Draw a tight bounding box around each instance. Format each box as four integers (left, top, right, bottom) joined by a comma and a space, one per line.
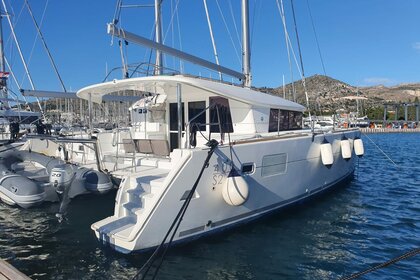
363, 77, 396, 85
413, 42, 420, 50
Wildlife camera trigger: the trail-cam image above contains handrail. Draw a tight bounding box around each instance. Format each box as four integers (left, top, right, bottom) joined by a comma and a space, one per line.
102, 62, 180, 82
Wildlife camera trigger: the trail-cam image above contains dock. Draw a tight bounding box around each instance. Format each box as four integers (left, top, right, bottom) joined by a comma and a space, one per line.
0, 259, 31, 280
360, 128, 420, 134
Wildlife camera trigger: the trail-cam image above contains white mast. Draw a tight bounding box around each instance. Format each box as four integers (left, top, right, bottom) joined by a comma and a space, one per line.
241, 0, 251, 87
154, 0, 163, 75
0, 11, 6, 96
1, 0, 45, 119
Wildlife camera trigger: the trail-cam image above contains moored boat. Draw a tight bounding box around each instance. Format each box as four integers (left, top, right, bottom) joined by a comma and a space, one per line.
75, 0, 365, 253
0, 149, 113, 208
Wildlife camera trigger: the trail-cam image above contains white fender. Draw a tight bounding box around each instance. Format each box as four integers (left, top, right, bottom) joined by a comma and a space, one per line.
341, 139, 352, 159
320, 142, 333, 166
222, 176, 249, 206
354, 138, 364, 157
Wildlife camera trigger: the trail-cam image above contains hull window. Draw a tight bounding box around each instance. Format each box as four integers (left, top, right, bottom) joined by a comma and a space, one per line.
261, 153, 288, 177
241, 163, 255, 174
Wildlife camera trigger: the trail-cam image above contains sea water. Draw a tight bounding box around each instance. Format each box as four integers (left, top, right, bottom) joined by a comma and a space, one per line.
0, 133, 419, 279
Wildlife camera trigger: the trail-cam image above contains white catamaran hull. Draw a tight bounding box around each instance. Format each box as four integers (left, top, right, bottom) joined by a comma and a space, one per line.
92, 129, 359, 253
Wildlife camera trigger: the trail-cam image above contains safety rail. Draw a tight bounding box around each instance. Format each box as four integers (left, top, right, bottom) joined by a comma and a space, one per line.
24, 134, 104, 173
102, 62, 180, 82
112, 127, 137, 172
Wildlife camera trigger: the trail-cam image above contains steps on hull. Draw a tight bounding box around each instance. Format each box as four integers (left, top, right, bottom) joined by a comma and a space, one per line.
93, 167, 169, 243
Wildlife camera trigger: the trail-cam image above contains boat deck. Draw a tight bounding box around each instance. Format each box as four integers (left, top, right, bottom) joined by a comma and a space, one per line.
0, 259, 31, 280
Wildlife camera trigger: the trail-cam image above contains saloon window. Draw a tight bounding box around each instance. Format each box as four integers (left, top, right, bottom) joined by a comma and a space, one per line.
269, 109, 302, 132
188, 101, 206, 131
209, 97, 234, 133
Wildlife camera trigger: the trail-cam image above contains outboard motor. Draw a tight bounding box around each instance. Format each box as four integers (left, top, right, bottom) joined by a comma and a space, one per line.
49, 164, 75, 194
49, 164, 76, 222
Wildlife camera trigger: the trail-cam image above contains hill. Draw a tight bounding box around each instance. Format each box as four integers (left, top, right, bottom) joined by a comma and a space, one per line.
261, 74, 420, 115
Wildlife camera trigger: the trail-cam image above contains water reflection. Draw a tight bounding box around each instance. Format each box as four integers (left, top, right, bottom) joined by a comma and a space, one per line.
0, 134, 419, 279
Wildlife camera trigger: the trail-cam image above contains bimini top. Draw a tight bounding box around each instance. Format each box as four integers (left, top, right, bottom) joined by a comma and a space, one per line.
77, 75, 306, 112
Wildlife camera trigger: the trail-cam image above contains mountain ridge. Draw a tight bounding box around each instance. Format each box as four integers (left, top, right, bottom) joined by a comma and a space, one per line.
262, 74, 420, 114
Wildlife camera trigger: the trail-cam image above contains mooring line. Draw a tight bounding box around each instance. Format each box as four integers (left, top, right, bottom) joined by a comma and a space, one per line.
363, 133, 420, 170
362, 132, 399, 167
340, 247, 420, 280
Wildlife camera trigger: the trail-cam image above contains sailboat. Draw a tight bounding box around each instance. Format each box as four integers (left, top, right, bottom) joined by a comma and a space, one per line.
76, 0, 364, 253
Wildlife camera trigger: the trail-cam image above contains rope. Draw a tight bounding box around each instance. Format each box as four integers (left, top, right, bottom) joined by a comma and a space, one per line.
340, 247, 420, 280
362, 132, 420, 170
132, 140, 219, 280
362, 132, 398, 167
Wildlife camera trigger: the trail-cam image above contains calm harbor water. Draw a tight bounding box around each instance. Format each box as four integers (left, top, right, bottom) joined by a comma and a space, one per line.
0, 133, 419, 279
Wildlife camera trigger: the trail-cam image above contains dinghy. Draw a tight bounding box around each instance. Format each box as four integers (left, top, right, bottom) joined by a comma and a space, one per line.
0, 150, 113, 208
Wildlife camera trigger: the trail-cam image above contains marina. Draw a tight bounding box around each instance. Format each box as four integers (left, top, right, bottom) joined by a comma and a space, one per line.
0, 133, 418, 279
0, 0, 419, 279
360, 127, 420, 134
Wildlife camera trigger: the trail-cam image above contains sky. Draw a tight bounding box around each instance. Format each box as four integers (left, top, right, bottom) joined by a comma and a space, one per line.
2, 0, 420, 98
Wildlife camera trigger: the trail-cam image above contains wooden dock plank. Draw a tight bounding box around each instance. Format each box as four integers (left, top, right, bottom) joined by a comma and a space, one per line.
0, 259, 31, 280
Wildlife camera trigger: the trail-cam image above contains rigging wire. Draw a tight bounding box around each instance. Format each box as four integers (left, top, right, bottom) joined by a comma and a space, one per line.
4, 56, 30, 108
175, 0, 184, 73
25, 0, 67, 92
170, 0, 175, 69
4, 0, 25, 85
276, 0, 295, 100
290, 0, 305, 78
215, 0, 241, 66
276, 0, 313, 131
162, 0, 180, 44
1, 0, 45, 120
227, 0, 241, 52
306, 0, 326, 76
250, 0, 262, 51
24, 0, 50, 84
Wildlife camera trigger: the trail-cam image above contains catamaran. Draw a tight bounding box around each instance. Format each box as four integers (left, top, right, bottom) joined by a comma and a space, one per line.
76, 0, 364, 253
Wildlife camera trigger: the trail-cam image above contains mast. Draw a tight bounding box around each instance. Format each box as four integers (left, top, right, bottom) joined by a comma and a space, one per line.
0, 11, 6, 95
154, 0, 163, 75
1, 0, 45, 120
241, 0, 251, 87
